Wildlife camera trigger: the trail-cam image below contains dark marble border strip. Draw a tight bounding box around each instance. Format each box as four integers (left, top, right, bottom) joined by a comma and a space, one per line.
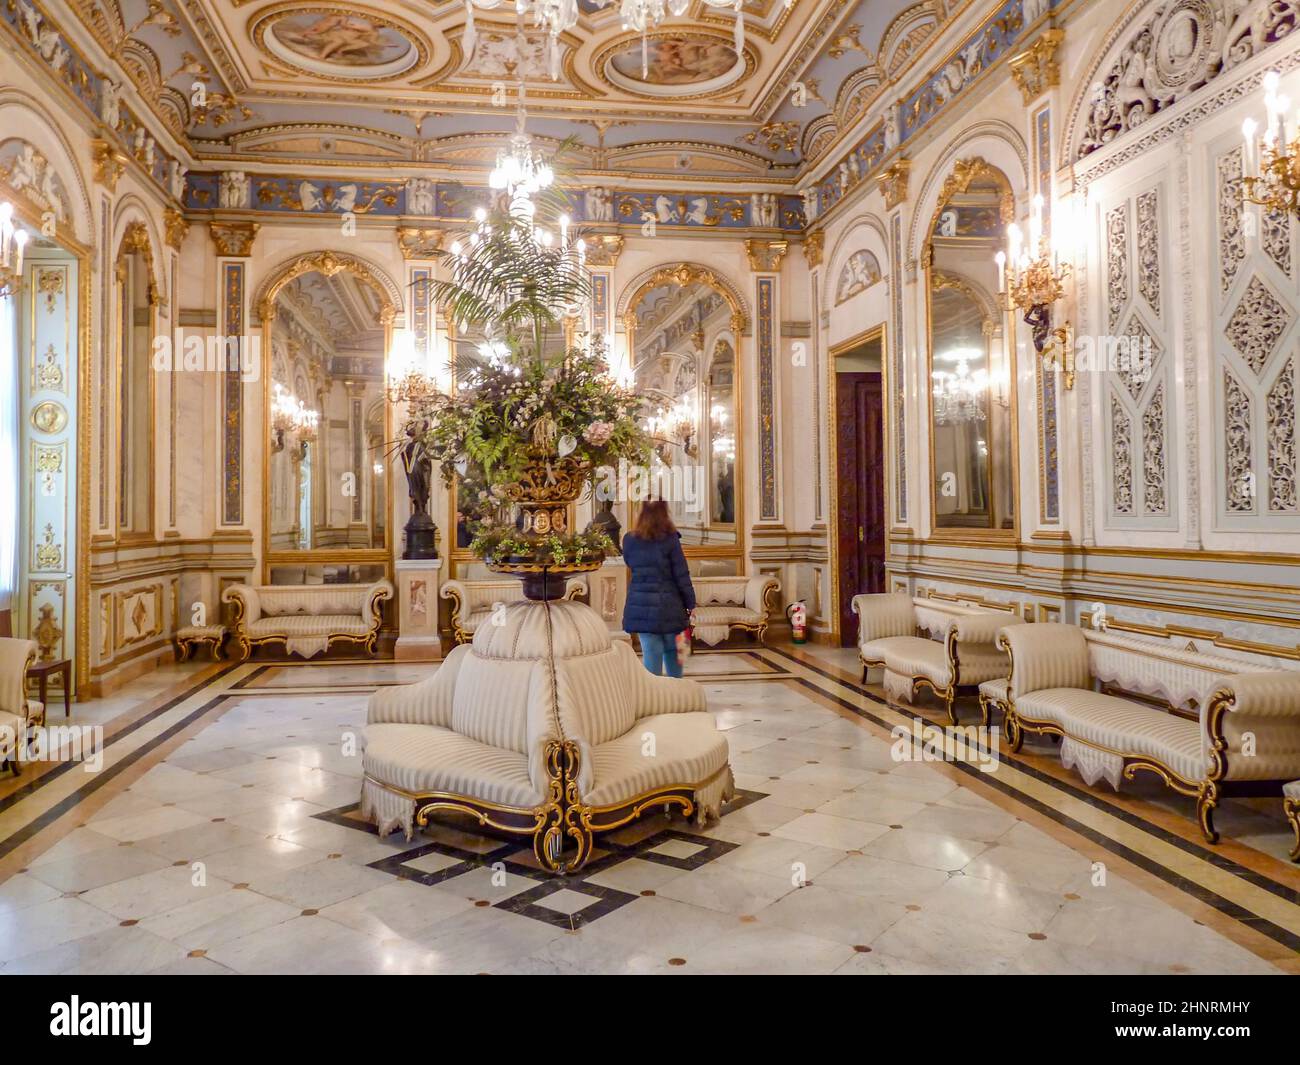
0, 663, 238, 817
0, 691, 237, 861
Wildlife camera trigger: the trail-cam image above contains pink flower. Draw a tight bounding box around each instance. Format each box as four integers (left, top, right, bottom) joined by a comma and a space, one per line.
583, 421, 614, 446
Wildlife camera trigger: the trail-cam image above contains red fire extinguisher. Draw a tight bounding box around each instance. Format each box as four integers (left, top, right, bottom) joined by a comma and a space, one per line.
786, 601, 808, 644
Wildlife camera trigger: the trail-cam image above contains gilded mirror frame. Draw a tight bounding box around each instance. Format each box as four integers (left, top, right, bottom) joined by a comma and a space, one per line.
258, 251, 396, 581
621, 264, 748, 565
922, 157, 1020, 543
113, 221, 159, 544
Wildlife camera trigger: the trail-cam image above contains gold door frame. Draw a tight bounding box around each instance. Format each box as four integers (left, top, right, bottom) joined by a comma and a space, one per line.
112, 221, 159, 543
826, 323, 886, 644
621, 264, 747, 564
258, 251, 395, 581
922, 157, 1020, 544
3, 189, 93, 695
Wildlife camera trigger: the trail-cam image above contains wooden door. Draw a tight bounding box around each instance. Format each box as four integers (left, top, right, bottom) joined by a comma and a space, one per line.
835, 371, 885, 645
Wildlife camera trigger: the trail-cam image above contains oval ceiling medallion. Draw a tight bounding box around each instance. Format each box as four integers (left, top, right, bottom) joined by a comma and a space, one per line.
252, 7, 426, 81
601, 32, 749, 98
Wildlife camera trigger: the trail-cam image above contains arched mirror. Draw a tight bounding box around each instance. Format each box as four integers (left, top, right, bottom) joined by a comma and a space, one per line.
626, 268, 743, 566
262, 257, 393, 579
925, 159, 1017, 534
115, 224, 157, 538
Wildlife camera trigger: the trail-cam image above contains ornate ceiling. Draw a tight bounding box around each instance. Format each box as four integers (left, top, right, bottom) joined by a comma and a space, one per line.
60, 0, 953, 182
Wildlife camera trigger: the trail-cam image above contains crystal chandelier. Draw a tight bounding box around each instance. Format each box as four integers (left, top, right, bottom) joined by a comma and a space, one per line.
0, 201, 30, 300
270, 383, 319, 452
931, 356, 989, 426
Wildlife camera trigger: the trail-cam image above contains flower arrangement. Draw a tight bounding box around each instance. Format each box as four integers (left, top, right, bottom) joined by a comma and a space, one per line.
400, 160, 649, 590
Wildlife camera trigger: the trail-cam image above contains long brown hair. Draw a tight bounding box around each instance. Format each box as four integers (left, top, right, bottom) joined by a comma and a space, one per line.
633, 500, 676, 540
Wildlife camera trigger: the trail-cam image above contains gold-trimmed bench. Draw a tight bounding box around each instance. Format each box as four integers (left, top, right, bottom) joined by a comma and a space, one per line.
999, 623, 1300, 844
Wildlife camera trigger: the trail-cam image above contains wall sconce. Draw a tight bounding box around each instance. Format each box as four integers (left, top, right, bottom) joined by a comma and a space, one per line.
271, 383, 318, 454
996, 193, 1075, 389
0, 201, 29, 300
1242, 71, 1300, 216
385, 327, 442, 407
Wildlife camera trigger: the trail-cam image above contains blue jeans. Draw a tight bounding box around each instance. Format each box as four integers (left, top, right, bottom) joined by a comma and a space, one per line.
637, 632, 682, 678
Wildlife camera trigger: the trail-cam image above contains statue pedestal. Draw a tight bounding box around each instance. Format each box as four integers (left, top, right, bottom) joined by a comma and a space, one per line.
589, 557, 628, 636
394, 558, 443, 662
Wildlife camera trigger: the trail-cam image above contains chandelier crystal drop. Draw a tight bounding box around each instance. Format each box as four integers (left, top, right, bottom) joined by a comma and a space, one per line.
463, 0, 579, 80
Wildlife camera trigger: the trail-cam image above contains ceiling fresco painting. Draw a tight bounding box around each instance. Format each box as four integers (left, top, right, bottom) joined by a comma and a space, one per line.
8, 0, 1073, 213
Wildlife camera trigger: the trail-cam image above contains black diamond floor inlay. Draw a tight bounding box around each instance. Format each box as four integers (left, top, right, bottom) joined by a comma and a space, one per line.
314, 787, 766, 928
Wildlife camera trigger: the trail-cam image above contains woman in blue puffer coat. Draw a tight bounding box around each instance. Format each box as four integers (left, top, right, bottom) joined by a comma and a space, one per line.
621, 500, 696, 678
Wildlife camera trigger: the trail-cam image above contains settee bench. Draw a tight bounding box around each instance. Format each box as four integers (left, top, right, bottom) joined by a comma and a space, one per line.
689, 575, 781, 646
853, 591, 1020, 724
441, 577, 586, 645
221, 581, 393, 659
360, 599, 734, 873
992, 623, 1300, 844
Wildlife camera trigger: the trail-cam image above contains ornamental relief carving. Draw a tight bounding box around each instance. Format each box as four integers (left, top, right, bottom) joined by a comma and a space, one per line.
1142, 381, 1169, 514
1224, 369, 1254, 513
1266, 357, 1297, 512
1263, 203, 1292, 278
1078, 0, 1300, 160
1224, 274, 1292, 375
1111, 395, 1134, 515
1106, 202, 1129, 331
1217, 146, 1246, 294
1135, 188, 1162, 316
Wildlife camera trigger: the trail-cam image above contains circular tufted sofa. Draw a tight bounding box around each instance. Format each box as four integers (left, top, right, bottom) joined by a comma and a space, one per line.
360, 599, 734, 873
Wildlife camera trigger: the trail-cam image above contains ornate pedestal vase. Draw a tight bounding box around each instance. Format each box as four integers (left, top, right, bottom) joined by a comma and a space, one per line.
485, 450, 605, 600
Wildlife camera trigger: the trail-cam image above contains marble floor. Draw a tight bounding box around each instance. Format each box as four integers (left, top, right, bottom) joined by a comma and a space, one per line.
1, 644, 1297, 975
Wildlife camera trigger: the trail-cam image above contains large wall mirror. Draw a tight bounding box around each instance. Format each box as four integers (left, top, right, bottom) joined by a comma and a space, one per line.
925, 159, 1017, 535
262, 255, 393, 579
625, 267, 744, 569
115, 223, 157, 539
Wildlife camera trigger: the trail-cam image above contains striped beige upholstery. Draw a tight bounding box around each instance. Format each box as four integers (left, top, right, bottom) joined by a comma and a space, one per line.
442, 578, 585, 637
952, 643, 1013, 685
583, 712, 729, 808
0, 638, 37, 722
862, 636, 953, 686
248, 615, 370, 638
363, 724, 542, 807
361, 600, 730, 840
1212, 673, 1300, 782
368, 647, 464, 727
979, 678, 1009, 704
688, 575, 779, 645
852, 592, 914, 643
1001, 623, 1090, 699
223, 581, 392, 658
1015, 688, 1205, 782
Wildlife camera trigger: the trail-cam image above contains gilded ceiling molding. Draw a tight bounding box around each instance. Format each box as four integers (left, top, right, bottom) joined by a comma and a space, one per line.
1009, 28, 1064, 104
619, 264, 749, 337
257, 250, 399, 325
208, 220, 259, 257
117, 220, 162, 307
803, 230, 824, 267
583, 234, 624, 267
397, 227, 444, 260
933, 156, 1015, 226
877, 158, 910, 210
745, 238, 789, 273
163, 207, 188, 250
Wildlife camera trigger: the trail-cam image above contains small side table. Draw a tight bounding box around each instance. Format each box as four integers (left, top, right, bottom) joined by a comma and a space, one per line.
27, 658, 71, 719
176, 625, 227, 662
